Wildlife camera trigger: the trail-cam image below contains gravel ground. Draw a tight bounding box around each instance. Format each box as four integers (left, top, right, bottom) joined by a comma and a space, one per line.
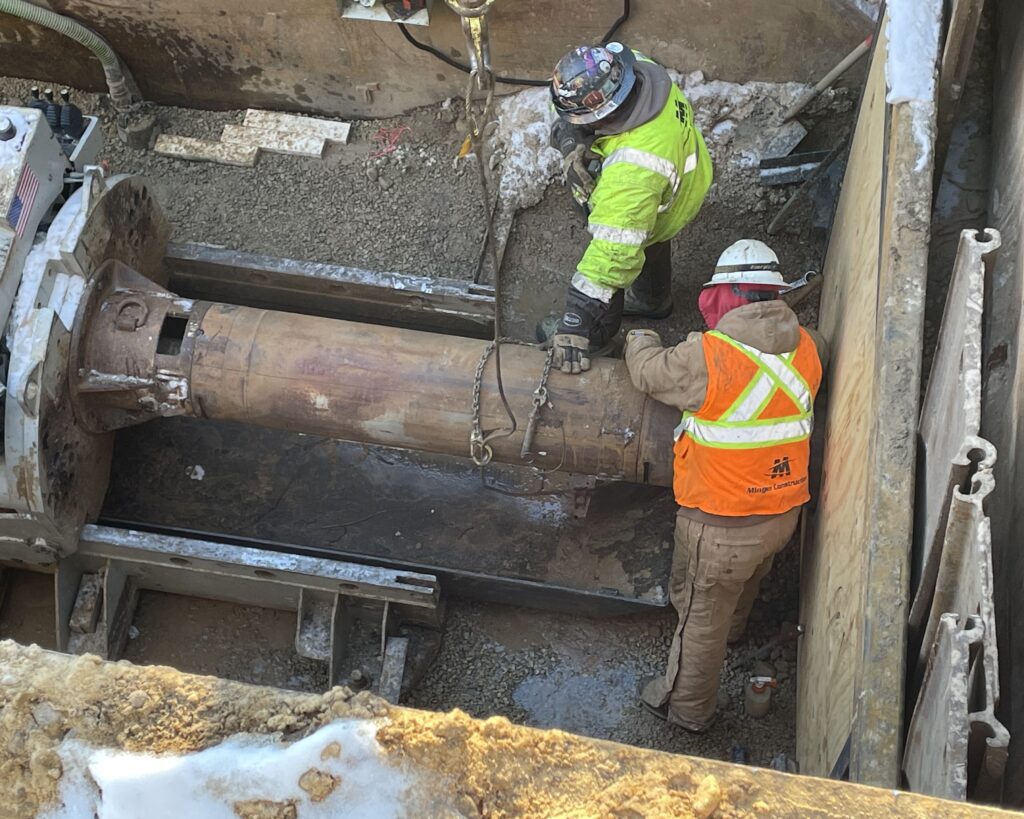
408, 541, 803, 765
0, 72, 849, 765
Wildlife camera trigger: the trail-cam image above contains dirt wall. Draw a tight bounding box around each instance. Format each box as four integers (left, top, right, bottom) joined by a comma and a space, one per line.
0, 0, 872, 117
0, 641, 1014, 818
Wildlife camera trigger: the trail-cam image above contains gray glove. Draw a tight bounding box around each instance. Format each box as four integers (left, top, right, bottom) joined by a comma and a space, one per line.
552, 332, 591, 375
551, 120, 599, 216
564, 145, 597, 214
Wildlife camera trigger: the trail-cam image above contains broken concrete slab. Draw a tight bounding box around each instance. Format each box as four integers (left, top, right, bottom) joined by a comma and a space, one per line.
243, 109, 351, 144
220, 124, 327, 158
153, 134, 259, 167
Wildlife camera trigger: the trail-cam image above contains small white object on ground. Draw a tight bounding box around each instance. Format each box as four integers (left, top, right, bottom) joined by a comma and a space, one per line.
221, 124, 327, 159
243, 109, 352, 145
153, 134, 259, 167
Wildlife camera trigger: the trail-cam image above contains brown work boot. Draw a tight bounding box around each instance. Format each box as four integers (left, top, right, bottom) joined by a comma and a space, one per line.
638, 677, 716, 733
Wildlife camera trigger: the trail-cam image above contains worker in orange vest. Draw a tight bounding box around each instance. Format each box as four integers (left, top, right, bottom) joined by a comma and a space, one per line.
624, 238, 828, 731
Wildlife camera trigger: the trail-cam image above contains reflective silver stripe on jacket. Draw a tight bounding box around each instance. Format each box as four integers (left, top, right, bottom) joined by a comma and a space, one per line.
588, 222, 648, 247
676, 334, 814, 446
602, 147, 680, 196
570, 272, 616, 303
682, 416, 813, 446
728, 341, 812, 414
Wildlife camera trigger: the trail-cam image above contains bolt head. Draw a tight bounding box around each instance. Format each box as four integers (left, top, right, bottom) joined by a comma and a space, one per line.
0, 116, 15, 140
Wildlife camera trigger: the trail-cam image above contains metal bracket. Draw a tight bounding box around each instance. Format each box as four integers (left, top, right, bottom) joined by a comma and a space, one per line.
569, 474, 598, 519
378, 636, 409, 703
49, 525, 443, 688
296, 588, 353, 686
57, 557, 139, 659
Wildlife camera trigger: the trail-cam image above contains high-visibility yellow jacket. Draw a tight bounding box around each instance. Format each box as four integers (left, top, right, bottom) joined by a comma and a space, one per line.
575, 82, 713, 295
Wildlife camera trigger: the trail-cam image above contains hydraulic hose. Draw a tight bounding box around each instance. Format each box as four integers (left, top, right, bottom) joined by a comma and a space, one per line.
398, 0, 631, 87
0, 0, 135, 110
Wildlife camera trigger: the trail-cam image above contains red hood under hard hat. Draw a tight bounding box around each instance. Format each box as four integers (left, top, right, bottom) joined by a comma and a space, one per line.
698, 283, 784, 330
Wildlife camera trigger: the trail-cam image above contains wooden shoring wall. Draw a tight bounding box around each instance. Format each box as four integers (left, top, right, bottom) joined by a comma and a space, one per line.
797, 5, 940, 786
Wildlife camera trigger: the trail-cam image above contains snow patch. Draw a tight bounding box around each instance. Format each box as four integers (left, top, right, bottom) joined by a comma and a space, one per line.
491, 74, 825, 217
186, 464, 205, 481
886, 0, 942, 171
842, 0, 881, 22
42, 719, 445, 819
491, 87, 562, 212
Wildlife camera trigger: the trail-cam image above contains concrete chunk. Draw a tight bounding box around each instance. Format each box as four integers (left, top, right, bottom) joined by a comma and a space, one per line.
243, 109, 351, 144
154, 134, 259, 167
221, 124, 326, 158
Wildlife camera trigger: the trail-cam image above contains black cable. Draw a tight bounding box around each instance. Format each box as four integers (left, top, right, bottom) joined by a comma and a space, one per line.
397, 0, 630, 87
600, 0, 631, 43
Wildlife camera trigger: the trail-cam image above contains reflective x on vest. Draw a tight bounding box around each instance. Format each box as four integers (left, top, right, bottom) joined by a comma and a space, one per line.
675, 332, 813, 448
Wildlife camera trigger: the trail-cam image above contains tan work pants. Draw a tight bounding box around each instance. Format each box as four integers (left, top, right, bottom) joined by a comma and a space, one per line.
642, 506, 800, 731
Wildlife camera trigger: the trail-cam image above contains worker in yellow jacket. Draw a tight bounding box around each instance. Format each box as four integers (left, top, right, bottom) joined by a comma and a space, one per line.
546, 43, 713, 374
625, 239, 827, 732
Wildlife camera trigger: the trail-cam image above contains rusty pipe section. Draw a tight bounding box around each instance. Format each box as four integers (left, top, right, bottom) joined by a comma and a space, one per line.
72, 261, 677, 485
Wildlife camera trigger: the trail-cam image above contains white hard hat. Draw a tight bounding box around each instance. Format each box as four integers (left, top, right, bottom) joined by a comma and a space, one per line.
704, 239, 786, 288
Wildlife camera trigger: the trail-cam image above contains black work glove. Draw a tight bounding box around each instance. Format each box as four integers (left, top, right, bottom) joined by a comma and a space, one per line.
552, 285, 623, 374
550, 118, 593, 156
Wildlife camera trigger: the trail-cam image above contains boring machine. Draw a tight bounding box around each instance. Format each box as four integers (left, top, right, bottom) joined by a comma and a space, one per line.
0, 105, 679, 694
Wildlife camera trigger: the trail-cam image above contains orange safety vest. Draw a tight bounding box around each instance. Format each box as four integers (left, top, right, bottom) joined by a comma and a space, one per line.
673, 328, 822, 516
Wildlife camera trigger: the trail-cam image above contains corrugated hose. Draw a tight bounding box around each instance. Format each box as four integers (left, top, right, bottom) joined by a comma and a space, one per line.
0, 0, 135, 110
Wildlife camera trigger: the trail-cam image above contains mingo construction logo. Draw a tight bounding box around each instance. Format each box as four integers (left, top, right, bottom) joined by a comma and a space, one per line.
747, 456, 805, 495
769, 456, 792, 480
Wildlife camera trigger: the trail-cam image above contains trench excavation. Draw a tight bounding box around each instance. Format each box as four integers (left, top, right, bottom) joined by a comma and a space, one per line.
0, 69, 834, 768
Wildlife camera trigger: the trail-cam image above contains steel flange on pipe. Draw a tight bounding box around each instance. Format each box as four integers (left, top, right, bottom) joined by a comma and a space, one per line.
70, 260, 678, 486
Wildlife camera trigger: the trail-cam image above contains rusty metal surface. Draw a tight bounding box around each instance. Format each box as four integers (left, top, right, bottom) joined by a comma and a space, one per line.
187, 302, 676, 484
1, 172, 170, 562
164, 242, 495, 338
78, 525, 439, 610
71, 260, 201, 433
72, 267, 677, 486
100, 418, 675, 613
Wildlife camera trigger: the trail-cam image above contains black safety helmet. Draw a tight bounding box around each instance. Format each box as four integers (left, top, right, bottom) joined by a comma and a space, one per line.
550, 43, 637, 125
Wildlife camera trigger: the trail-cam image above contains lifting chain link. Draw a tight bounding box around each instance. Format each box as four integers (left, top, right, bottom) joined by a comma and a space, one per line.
469, 340, 563, 476
520, 347, 555, 461
469, 339, 496, 466
452, 0, 564, 489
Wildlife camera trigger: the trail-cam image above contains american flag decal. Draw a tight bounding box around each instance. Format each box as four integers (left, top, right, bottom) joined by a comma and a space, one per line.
7, 164, 40, 238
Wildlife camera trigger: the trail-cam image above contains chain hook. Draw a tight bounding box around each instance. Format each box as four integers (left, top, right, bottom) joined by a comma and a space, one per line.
470, 435, 494, 467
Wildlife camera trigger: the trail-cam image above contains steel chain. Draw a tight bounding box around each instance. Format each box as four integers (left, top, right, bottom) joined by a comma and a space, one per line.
520, 347, 555, 461
450, 0, 564, 490
469, 339, 496, 466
